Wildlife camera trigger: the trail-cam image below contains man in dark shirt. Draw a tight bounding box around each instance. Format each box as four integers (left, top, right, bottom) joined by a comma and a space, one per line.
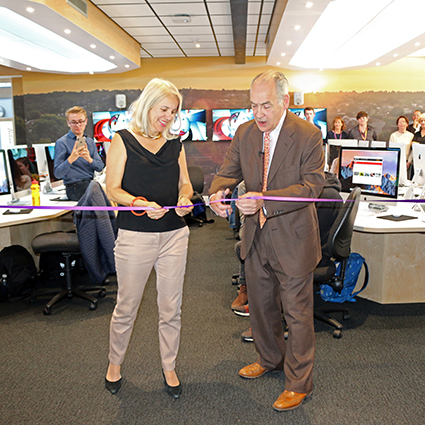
407, 110, 421, 134
54, 106, 104, 201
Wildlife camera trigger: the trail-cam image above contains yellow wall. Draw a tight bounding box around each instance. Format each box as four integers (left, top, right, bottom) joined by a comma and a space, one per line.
1, 56, 425, 94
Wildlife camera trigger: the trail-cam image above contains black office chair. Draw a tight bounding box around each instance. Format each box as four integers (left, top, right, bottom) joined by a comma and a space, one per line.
314, 187, 363, 338
31, 231, 106, 315
186, 165, 214, 227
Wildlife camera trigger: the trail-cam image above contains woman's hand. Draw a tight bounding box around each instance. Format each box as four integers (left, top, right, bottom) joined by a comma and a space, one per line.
146, 201, 168, 220
175, 195, 193, 217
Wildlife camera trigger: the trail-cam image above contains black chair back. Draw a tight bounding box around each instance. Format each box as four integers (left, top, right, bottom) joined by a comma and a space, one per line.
328, 187, 361, 262
188, 165, 204, 194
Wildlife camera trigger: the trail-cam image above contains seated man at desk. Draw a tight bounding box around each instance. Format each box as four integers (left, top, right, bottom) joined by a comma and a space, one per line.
54, 106, 104, 201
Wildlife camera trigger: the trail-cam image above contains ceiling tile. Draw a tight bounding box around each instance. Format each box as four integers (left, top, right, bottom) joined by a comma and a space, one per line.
151, 2, 207, 16
97, 4, 152, 17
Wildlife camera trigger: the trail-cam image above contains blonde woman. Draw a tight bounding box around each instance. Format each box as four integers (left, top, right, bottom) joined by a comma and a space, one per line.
105, 78, 193, 398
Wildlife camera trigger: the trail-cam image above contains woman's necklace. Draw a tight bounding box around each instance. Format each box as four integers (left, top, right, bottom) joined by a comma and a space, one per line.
141, 132, 161, 140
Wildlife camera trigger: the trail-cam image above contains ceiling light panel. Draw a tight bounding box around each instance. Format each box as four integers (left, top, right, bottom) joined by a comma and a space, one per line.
0, 7, 116, 72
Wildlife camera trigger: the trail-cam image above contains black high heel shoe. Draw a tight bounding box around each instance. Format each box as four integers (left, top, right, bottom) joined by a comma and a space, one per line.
162, 370, 182, 399
105, 377, 122, 394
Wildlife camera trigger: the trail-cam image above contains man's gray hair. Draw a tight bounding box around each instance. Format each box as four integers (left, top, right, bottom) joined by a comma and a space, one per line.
251, 70, 289, 105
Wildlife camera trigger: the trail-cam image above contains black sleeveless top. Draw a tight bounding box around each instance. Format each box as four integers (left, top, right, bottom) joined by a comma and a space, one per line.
115, 129, 186, 233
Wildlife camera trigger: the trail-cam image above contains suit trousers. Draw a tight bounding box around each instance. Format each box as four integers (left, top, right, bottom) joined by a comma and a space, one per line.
245, 220, 315, 393
109, 226, 189, 371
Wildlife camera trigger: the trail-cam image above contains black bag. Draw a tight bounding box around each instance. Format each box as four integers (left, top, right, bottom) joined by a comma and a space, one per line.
0, 245, 38, 300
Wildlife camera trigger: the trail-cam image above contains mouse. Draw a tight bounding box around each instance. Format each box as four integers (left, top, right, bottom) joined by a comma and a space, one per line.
7, 209, 22, 214
392, 213, 401, 218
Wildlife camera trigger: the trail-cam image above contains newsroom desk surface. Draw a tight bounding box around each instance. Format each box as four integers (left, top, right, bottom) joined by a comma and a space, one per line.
352, 201, 425, 304
0, 193, 77, 264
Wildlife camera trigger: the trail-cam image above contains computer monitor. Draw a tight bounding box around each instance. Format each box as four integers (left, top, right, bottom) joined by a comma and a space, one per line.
412, 143, 425, 186
327, 139, 358, 174
96, 142, 107, 165
338, 147, 400, 203
6, 146, 39, 204
388, 141, 408, 186
93, 110, 132, 142
0, 149, 11, 196
45, 145, 64, 189
171, 109, 207, 141
212, 109, 254, 141
289, 107, 327, 139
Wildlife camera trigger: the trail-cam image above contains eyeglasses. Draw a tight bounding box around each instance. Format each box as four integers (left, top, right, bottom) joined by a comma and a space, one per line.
69, 119, 86, 126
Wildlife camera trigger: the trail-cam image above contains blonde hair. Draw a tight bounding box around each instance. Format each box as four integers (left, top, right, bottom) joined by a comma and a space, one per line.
129, 78, 182, 140
65, 106, 87, 120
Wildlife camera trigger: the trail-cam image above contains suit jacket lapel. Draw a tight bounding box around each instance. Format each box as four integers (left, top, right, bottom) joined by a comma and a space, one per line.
268, 111, 296, 183
248, 125, 264, 186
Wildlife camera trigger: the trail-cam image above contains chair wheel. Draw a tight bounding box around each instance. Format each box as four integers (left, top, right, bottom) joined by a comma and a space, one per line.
343, 313, 350, 320
333, 330, 342, 338
43, 306, 52, 315
98, 289, 106, 298
89, 302, 97, 310
284, 330, 288, 340
198, 222, 203, 227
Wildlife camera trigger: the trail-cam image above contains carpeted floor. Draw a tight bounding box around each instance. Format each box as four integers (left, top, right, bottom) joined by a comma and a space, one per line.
1, 214, 424, 425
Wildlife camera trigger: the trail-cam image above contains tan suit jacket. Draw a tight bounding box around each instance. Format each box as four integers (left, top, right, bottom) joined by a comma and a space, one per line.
210, 111, 325, 278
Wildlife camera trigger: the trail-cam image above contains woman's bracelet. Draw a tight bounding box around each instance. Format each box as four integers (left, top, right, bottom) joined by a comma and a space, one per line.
130, 196, 147, 216
178, 194, 190, 201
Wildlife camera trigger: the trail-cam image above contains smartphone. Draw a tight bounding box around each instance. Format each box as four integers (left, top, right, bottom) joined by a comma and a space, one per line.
76, 136, 86, 149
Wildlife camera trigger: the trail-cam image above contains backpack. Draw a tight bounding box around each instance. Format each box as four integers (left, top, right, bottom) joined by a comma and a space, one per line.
0, 245, 38, 301
319, 253, 369, 303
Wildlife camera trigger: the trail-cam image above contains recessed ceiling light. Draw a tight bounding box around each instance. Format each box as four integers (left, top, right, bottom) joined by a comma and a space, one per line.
64, 29, 71, 35
294, 25, 301, 30
26, 67, 31, 71
376, 62, 381, 66
306, 2, 313, 8
90, 44, 96, 49
286, 41, 292, 46
89, 71, 94, 74
110, 55, 115, 60
276, 62, 281, 65
415, 42, 421, 46
281, 52, 286, 57
195, 43, 200, 48
26, 7, 34, 13
319, 68, 323, 71
125, 64, 130, 68
393, 53, 398, 57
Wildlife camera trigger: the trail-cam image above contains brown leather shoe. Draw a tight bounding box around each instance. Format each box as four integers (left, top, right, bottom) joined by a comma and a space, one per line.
238, 362, 268, 379
231, 284, 248, 309
273, 390, 313, 411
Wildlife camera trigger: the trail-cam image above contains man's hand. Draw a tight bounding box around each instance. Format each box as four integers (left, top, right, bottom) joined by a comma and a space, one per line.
67, 141, 84, 164
209, 188, 232, 218
236, 191, 264, 216
175, 196, 193, 217
79, 145, 93, 163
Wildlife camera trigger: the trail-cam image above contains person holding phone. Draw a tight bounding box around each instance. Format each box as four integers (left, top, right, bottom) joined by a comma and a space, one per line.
54, 106, 104, 201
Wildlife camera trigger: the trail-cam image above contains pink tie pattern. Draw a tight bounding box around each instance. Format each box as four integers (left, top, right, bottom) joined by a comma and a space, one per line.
259, 132, 270, 228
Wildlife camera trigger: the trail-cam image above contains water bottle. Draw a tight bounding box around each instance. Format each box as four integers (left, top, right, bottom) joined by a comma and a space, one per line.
31, 179, 40, 206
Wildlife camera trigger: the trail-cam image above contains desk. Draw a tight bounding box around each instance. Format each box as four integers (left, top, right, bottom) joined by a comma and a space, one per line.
0, 193, 77, 265
352, 202, 425, 304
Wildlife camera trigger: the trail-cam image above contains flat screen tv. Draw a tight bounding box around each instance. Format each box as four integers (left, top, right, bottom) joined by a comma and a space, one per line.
338, 147, 400, 202
289, 108, 327, 139
45, 145, 64, 188
93, 110, 132, 142
171, 109, 207, 141
212, 109, 254, 141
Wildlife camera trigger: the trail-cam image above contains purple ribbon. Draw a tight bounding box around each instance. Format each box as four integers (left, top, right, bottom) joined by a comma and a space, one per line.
0, 195, 423, 211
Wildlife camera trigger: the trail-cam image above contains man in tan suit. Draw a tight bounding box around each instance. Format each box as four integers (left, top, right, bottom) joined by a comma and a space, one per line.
209, 70, 325, 411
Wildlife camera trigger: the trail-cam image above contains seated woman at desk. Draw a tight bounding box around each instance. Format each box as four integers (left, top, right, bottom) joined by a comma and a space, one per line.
326, 116, 348, 140
413, 114, 425, 144
389, 116, 414, 170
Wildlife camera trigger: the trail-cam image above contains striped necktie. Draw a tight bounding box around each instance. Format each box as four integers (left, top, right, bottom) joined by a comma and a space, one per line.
259, 132, 270, 229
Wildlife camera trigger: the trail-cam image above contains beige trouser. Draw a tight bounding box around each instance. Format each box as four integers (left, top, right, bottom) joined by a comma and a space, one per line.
109, 226, 189, 371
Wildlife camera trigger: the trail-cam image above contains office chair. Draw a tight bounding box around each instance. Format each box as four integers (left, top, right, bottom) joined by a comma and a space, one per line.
186, 165, 214, 227
31, 231, 106, 315
313, 187, 362, 338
